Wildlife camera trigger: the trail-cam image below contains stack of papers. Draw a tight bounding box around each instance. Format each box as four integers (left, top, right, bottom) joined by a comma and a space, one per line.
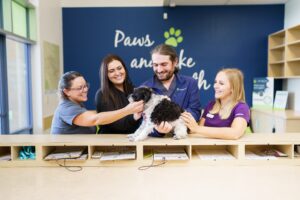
196, 149, 235, 161
256, 149, 288, 157
100, 151, 135, 161
91, 151, 103, 159
153, 149, 189, 161
44, 146, 87, 160
245, 150, 277, 160
0, 153, 11, 161
67, 153, 88, 161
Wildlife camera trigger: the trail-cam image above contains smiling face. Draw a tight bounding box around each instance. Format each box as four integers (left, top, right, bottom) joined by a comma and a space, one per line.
214, 71, 232, 102
152, 53, 176, 82
107, 60, 126, 89
64, 76, 89, 104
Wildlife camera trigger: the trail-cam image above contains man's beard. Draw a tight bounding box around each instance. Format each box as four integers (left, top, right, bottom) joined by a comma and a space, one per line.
155, 71, 174, 81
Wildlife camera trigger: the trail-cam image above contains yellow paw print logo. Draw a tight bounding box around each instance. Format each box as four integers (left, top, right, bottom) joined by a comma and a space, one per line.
164, 27, 183, 47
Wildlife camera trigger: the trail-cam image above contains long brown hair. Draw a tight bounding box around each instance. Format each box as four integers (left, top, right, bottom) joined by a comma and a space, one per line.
99, 54, 134, 108
210, 68, 246, 119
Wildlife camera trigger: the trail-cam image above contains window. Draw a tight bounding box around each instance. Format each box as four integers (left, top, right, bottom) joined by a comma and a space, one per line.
12, 1, 27, 37
0, 35, 8, 134
0, 0, 36, 134
6, 38, 31, 133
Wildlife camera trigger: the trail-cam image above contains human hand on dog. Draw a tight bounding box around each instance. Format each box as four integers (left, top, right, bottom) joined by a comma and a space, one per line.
154, 121, 173, 134
181, 112, 199, 133
125, 100, 144, 115
133, 112, 143, 120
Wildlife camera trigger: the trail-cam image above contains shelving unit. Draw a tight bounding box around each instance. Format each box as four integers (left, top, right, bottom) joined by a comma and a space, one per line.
251, 108, 300, 133
268, 30, 285, 77
0, 146, 11, 161
268, 24, 300, 77
1, 134, 300, 167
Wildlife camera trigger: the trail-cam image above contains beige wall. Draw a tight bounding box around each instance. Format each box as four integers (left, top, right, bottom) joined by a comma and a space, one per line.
31, 0, 63, 133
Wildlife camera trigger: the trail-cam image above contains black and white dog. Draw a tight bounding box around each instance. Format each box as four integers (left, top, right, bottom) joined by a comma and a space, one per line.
127, 87, 187, 141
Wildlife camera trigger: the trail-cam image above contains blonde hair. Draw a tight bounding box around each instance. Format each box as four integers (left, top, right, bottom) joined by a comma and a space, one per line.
210, 68, 245, 119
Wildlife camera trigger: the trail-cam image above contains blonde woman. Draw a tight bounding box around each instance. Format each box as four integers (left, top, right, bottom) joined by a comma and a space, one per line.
181, 68, 250, 140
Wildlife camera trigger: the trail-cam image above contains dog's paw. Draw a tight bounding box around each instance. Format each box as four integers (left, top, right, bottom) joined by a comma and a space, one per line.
173, 134, 186, 140
131, 135, 148, 142
127, 134, 137, 142
128, 137, 136, 142
130, 136, 141, 142
127, 133, 135, 138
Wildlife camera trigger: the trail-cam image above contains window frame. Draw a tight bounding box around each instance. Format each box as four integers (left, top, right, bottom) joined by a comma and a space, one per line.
0, 0, 35, 134
0, 35, 9, 134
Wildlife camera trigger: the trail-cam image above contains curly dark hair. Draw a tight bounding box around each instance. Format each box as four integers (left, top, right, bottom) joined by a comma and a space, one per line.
151, 99, 183, 125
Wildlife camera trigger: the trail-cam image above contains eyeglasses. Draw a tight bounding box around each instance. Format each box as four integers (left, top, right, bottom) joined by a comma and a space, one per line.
69, 83, 90, 92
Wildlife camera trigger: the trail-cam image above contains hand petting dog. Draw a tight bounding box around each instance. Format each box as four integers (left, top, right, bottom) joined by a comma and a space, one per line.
181, 112, 200, 134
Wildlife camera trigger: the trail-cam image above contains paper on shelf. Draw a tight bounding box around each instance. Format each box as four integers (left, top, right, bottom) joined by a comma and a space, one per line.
0, 154, 11, 161
273, 91, 288, 110
153, 148, 189, 161
245, 150, 277, 160
195, 149, 235, 160
91, 151, 103, 159
153, 152, 189, 161
100, 152, 135, 161
44, 146, 86, 160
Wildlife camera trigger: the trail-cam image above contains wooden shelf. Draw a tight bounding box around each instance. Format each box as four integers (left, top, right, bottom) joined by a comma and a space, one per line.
268, 63, 285, 77
287, 40, 300, 46
268, 24, 300, 77
269, 44, 285, 50
286, 24, 300, 44
287, 58, 300, 62
270, 76, 300, 79
269, 60, 285, 65
251, 108, 300, 133
269, 30, 285, 49
1, 134, 300, 167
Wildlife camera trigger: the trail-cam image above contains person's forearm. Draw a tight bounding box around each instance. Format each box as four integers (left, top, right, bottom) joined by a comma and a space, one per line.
190, 126, 244, 140
93, 107, 131, 125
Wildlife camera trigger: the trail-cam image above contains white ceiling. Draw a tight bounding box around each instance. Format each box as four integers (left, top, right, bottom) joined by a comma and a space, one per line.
61, 0, 289, 7
164, 0, 289, 6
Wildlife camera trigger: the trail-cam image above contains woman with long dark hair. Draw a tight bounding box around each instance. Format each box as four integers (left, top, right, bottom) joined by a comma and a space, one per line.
95, 54, 142, 133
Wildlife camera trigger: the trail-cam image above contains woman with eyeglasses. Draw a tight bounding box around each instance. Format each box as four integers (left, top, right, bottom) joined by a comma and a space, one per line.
95, 54, 142, 134
51, 71, 144, 134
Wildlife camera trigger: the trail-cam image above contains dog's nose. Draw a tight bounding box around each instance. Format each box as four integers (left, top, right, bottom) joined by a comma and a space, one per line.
131, 94, 139, 101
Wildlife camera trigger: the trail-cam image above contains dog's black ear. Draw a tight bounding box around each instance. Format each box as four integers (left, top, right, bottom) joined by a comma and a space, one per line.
144, 90, 152, 103
139, 86, 153, 93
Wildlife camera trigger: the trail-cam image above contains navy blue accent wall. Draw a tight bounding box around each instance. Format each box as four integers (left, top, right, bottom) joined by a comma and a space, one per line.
63, 5, 284, 109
